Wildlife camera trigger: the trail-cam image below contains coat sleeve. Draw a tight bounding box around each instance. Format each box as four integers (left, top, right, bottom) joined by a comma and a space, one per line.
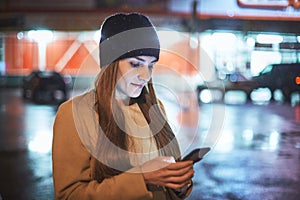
52, 100, 153, 200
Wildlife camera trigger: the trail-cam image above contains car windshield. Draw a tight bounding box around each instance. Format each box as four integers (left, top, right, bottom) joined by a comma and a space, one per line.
260, 65, 273, 74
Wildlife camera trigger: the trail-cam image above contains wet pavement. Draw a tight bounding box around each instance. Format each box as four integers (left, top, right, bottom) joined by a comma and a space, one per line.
0, 88, 300, 200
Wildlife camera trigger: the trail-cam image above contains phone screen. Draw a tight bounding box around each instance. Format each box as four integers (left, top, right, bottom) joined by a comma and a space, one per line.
181, 147, 210, 163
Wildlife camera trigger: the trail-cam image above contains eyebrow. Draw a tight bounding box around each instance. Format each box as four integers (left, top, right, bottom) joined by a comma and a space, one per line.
135, 57, 157, 63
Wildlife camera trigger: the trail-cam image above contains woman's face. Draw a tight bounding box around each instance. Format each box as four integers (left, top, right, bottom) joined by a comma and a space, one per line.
116, 56, 157, 99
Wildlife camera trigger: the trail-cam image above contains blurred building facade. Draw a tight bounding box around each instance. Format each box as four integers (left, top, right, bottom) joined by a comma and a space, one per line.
0, 0, 300, 86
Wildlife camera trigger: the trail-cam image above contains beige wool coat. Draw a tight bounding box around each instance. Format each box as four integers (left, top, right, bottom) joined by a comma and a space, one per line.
52, 91, 192, 200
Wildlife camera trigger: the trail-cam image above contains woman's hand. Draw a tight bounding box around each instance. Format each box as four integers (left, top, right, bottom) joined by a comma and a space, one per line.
141, 156, 194, 190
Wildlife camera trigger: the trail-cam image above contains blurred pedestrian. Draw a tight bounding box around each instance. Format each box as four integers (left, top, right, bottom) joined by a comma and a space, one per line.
52, 13, 194, 199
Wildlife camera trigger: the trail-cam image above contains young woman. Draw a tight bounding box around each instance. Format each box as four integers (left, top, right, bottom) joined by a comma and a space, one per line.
52, 13, 194, 200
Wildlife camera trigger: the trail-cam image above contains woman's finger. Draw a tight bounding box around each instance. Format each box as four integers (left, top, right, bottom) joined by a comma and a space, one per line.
166, 160, 193, 170
163, 169, 194, 183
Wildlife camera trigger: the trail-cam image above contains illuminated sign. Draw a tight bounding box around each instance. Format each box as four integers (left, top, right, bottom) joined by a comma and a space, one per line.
238, 0, 300, 9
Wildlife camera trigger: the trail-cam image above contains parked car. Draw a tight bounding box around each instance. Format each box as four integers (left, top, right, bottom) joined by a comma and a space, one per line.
196, 72, 258, 103
252, 63, 300, 101
22, 70, 71, 104
196, 63, 300, 103
224, 72, 258, 99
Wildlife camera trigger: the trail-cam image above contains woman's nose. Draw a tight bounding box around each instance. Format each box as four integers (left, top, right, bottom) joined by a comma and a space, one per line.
138, 66, 151, 82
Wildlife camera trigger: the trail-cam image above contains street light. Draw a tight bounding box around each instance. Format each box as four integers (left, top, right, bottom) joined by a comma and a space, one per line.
256, 34, 283, 44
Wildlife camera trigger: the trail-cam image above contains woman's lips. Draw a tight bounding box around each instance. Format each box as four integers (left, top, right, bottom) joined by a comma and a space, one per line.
131, 83, 144, 89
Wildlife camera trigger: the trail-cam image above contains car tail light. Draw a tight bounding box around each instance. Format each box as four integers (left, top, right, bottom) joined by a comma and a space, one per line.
296, 76, 300, 85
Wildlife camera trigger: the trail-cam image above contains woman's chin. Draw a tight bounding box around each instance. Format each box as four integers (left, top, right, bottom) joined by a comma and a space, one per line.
130, 93, 141, 98
130, 90, 143, 98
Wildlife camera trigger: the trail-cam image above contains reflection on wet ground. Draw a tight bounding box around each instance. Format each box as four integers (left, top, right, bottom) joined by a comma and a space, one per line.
191, 131, 300, 200
0, 89, 55, 200
0, 88, 299, 200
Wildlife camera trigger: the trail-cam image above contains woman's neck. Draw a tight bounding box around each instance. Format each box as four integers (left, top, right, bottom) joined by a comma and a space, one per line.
115, 91, 131, 107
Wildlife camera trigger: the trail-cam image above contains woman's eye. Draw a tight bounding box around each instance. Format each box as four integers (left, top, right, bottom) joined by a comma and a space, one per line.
130, 62, 142, 68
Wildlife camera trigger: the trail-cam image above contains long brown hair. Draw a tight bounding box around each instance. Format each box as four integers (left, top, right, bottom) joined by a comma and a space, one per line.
93, 61, 181, 182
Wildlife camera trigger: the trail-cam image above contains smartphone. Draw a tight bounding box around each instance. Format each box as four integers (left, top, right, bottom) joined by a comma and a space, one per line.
181, 147, 210, 163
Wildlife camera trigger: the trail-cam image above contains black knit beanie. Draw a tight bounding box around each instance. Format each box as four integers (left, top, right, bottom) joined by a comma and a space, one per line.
99, 13, 160, 67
